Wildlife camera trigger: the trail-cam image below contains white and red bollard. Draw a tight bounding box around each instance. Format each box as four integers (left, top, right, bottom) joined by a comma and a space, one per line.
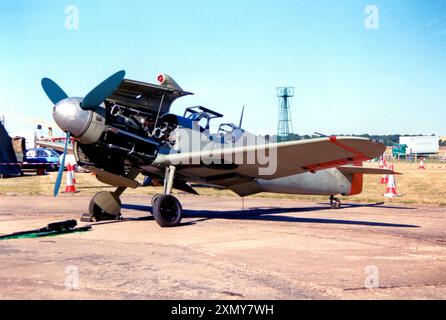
384, 165, 400, 198
419, 159, 426, 170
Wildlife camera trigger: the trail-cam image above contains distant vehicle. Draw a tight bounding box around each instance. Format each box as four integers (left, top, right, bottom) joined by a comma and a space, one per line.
392, 144, 408, 159
398, 135, 439, 157
25, 148, 60, 171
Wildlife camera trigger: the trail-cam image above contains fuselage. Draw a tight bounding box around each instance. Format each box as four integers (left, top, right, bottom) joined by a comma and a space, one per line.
256, 168, 358, 196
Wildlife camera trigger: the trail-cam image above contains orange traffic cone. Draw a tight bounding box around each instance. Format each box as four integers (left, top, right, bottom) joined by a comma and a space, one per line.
384, 170, 400, 198
63, 164, 77, 193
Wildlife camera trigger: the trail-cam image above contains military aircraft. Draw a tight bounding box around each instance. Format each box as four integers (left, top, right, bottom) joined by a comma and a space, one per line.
41, 70, 395, 227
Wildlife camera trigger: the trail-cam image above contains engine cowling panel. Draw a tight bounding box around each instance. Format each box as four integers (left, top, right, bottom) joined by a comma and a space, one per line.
73, 101, 184, 176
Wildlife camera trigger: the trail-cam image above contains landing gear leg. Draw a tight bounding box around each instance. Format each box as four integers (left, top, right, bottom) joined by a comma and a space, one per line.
81, 168, 139, 222
329, 195, 341, 209
151, 166, 182, 227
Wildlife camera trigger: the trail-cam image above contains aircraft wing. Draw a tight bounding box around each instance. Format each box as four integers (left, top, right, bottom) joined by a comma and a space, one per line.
35, 140, 74, 153
153, 136, 386, 185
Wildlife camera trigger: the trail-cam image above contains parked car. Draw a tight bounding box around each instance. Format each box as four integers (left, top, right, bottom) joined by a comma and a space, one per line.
25, 148, 60, 171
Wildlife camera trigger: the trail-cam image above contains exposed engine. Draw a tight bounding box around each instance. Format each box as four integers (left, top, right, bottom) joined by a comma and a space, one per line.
72, 76, 192, 176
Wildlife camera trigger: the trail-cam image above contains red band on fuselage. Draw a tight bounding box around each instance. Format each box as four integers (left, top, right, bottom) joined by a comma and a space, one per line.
328, 136, 368, 160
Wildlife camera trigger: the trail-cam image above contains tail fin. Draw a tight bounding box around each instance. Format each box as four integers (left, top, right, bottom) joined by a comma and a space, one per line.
349, 172, 364, 196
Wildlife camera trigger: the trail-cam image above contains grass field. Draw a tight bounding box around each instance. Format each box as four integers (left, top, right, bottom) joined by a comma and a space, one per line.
1, 162, 446, 206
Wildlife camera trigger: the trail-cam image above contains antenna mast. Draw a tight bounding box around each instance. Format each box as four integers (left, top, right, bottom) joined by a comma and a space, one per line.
276, 87, 295, 142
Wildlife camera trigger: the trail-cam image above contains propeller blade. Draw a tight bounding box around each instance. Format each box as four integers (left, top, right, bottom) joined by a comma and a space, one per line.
54, 132, 70, 197
81, 70, 126, 110
41, 78, 69, 105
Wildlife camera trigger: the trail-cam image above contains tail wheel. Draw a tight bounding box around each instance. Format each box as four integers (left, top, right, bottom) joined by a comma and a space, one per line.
152, 194, 182, 227
331, 198, 341, 209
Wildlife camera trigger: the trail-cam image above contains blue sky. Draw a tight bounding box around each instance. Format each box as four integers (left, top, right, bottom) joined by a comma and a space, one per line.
1, 0, 445, 138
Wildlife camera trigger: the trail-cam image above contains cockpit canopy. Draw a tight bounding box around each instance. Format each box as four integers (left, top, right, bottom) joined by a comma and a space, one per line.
184, 106, 223, 131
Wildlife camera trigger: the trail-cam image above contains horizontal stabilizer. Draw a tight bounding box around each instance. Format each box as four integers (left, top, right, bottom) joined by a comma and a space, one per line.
338, 165, 402, 175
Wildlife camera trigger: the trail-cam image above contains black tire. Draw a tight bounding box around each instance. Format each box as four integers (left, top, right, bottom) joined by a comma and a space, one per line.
152, 195, 182, 227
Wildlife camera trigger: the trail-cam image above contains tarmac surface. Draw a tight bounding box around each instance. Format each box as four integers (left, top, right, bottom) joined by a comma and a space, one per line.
0, 194, 445, 299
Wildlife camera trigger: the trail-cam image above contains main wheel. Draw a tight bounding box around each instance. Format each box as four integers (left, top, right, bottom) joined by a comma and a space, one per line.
86, 191, 122, 222
152, 194, 182, 227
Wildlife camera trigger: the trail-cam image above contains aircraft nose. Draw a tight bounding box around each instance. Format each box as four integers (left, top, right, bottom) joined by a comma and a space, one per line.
52, 97, 91, 137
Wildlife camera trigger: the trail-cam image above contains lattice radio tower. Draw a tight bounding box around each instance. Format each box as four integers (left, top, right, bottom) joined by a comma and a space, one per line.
276, 87, 294, 142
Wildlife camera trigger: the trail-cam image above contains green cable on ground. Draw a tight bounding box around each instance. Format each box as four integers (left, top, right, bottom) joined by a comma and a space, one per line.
0, 226, 91, 240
